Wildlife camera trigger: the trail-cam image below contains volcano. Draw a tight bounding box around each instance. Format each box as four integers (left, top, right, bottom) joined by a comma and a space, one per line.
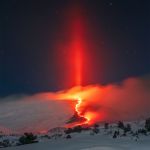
66, 112, 87, 124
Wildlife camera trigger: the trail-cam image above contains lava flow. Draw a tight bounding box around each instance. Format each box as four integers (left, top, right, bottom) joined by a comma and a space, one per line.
64, 93, 92, 126
75, 96, 90, 124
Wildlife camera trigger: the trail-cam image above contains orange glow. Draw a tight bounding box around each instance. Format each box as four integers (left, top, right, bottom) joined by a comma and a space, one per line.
55, 3, 94, 126
68, 3, 85, 86
75, 47, 82, 86
72, 19, 84, 86
56, 86, 102, 126
68, 4, 88, 124
74, 96, 90, 124
84, 112, 96, 124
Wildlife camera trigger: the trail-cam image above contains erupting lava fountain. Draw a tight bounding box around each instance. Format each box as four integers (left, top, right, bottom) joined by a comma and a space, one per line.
65, 3, 92, 125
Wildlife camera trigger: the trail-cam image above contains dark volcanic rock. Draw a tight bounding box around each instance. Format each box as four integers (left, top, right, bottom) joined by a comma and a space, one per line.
66, 112, 86, 124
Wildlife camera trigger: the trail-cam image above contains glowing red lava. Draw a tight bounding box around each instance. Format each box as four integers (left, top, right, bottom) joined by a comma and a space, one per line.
75, 96, 90, 124
62, 88, 93, 126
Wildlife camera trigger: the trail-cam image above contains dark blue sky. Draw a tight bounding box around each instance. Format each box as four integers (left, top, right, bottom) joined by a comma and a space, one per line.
1, 0, 150, 96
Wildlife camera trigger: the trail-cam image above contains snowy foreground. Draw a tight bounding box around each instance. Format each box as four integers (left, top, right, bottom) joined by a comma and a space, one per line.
1, 120, 150, 150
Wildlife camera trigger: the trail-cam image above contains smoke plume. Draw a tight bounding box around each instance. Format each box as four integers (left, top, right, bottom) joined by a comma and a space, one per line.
0, 75, 150, 133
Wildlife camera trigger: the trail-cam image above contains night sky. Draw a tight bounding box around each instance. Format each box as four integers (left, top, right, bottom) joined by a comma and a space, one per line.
1, 0, 150, 96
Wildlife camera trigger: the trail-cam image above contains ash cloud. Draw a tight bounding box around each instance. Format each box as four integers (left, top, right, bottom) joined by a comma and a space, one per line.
78, 75, 150, 123
0, 75, 150, 133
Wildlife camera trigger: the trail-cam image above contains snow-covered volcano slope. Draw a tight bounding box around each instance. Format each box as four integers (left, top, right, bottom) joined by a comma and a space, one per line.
1, 132, 150, 150
0, 98, 73, 133
1, 120, 150, 150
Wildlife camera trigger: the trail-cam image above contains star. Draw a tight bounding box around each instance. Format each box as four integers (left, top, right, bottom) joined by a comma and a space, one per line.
109, 2, 113, 6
